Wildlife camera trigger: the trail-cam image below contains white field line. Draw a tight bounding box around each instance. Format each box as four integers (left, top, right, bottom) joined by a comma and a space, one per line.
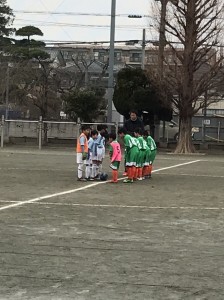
0, 167, 74, 172
152, 160, 201, 173
0, 160, 200, 212
31, 202, 224, 211
158, 173, 224, 178
0, 200, 17, 203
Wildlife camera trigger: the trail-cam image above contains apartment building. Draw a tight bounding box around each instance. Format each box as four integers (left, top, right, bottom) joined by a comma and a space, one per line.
46, 43, 224, 117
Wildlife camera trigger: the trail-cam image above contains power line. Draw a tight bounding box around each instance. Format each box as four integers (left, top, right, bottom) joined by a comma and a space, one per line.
14, 10, 154, 18
37, 0, 73, 41
13, 10, 224, 20
43, 39, 159, 45
14, 18, 154, 30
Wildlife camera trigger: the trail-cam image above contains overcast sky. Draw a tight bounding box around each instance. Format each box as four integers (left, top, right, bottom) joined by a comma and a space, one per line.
7, 0, 158, 43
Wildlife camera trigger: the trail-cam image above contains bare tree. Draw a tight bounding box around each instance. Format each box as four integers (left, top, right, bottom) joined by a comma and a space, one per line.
53, 52, 109, 95
157, 0, 224, 153
8, 59, 60, 143
16, 60, 59, 119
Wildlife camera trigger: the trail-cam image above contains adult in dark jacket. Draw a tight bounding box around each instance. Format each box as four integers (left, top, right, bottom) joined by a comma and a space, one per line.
124, 110, 144, 136
122, 110, 144, 176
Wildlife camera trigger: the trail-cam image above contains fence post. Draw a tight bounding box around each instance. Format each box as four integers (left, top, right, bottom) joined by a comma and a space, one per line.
201, 119, 205, 143
38, 116, 42, 150
166, 126, 169, 143
217, 121, 221, 143
76, 119, 81, 143
1, 115, 4, 148
115, 121, 119, 134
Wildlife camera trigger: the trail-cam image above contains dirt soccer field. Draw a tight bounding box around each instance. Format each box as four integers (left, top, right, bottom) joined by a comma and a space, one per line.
0, 148, 224, 300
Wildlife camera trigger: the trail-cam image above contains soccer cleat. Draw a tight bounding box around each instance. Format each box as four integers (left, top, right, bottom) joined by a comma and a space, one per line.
86, 177, 95, 181
137, 177, 143, 181
108, 180, 118, 184
77, 178, 87, 182
123, 179, 133, 183
94, 174, 101, 180
122, 172, 128, 176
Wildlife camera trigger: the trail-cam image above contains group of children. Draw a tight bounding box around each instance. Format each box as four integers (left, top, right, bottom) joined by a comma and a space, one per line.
76, 125, 157, 183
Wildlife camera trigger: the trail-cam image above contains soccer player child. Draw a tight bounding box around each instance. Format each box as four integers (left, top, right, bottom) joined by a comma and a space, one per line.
93, 124, 107, 179
143, 130, 157, 178
118, 127, 139, 183
108, 132, 122, 183
85, 130, 97, 180
76, 125, 90, 181
134, 128, 148, 180
90, 129, 100, 180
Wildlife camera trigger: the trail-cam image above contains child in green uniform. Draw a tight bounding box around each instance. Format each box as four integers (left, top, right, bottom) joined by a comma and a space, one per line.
118, 127, 139, 183
143, 130, 157, 178
143, 143, 151, 179
134, 128, 148, 180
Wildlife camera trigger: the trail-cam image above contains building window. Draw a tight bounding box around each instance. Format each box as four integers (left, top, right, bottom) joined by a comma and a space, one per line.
204, 109, 224, 116
98, 51, 109, 62
114, 51, 122, 62
94, 51, 99, 59
77, 51, 89, 59
62, 51, 71, 60
130, 52, 142, 62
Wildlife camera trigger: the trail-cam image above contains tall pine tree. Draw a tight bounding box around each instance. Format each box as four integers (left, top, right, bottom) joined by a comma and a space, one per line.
0, 0, 14, 48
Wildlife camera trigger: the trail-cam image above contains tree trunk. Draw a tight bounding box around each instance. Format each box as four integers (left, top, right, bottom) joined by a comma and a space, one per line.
174, 116, 195, 153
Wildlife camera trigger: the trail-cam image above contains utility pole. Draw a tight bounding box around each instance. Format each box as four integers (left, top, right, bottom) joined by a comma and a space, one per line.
141, 29, 146, 70
107, 0, 116, 124
202, 90, 208, 144
5, 64, 10, 120
157, 0, 169, 141
158, 0, 168, 78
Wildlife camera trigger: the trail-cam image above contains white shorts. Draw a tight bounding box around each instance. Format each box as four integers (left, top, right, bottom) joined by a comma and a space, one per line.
92, 147, 104, 162
102, 147, 105, 159
97, 147, 104, 162
76, 153, 86, 164
86, 153, 92, 165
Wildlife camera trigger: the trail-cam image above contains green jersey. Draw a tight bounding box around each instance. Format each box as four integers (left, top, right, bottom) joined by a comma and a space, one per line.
137, 136, 147, 150
124, 134, 139, 166
146, 136, 157, 151
124, 134, 138, 151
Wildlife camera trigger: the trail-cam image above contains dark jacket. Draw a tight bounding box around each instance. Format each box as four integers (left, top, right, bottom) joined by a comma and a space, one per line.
124, 117, 144, 136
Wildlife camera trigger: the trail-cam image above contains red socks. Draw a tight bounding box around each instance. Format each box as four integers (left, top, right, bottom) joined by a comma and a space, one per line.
111, 170, 118, 182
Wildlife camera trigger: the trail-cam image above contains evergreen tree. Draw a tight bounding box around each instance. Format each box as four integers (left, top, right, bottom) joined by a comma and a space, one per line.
0, 0, 14, 48
113, 67, 172, 123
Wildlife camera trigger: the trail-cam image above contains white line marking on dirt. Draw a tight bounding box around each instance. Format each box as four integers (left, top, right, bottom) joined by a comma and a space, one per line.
0, 168, 74, 172
0, 159, 201, 212
158, 173, 224, 178
152, 160, 201, 173
0, 160, 201, 172
31, 202, 224, 211
0, 200, 17, 203
0, 183, 105, 212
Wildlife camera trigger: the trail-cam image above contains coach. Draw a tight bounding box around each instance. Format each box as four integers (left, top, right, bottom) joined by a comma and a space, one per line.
124, 109, 144, 136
